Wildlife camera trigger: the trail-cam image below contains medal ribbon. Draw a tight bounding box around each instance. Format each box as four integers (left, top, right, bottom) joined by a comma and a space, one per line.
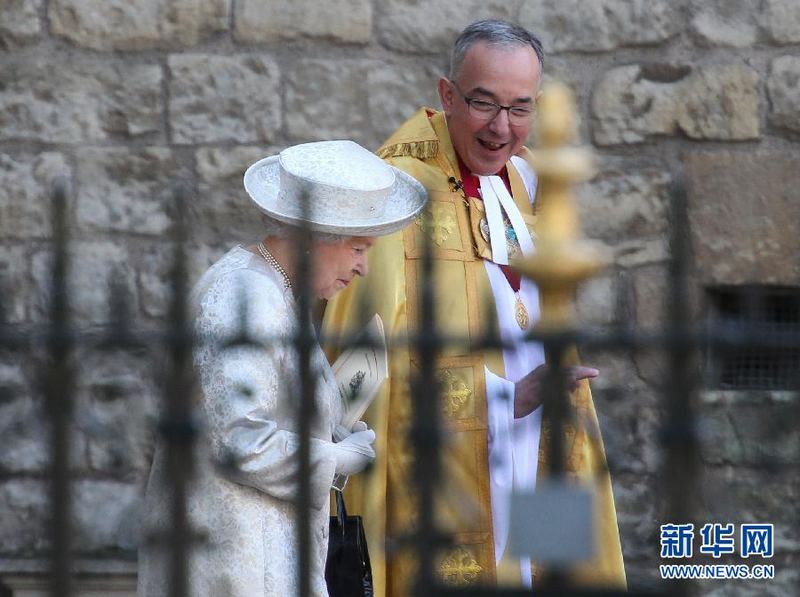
456, 158, 534, 293
478, 174, 536, 263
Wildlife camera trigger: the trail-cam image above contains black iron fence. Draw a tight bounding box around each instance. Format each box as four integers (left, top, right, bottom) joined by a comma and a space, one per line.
1, 128, 798, 597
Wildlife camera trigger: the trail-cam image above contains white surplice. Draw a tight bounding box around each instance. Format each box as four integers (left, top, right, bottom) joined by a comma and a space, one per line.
482, 156, 546, 588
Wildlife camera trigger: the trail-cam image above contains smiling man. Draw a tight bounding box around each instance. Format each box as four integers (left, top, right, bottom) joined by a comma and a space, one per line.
323, 19, 625, 596
439, 33, 540, 176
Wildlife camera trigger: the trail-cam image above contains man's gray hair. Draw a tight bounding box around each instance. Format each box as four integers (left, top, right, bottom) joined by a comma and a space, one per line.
260, 213, 346, 244
449, 19, 545, 81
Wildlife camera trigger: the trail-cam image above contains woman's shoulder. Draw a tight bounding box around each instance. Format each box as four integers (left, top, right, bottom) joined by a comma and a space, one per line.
192, 245, 253, 288
192, 247, 291, 329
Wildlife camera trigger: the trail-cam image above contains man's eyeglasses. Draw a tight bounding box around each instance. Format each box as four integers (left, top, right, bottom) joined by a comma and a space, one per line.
451, 81, 534, 126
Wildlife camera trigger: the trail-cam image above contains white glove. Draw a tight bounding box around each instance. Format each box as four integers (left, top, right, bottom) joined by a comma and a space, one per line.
333, 420, 369, 442
331, 428, 376, 476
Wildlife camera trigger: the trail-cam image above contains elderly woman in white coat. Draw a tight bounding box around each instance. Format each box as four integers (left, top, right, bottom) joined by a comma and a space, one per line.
137, 140, 427, 596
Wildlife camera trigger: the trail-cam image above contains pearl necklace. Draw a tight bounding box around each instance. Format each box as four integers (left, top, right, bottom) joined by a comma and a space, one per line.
257, 242, 293, 291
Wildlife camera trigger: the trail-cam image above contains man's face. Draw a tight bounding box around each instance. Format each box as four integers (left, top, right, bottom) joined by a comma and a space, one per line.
439, 42, 541, 176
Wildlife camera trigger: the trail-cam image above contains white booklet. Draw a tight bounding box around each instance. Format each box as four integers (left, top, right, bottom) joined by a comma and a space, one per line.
330, 313, 388, 429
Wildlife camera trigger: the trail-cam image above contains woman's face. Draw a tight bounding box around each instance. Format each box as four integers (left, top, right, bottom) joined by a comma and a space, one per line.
312, 236, 376, 300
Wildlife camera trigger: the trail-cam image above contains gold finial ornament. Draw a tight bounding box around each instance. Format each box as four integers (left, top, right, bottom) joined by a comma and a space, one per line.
513, 82, 609, 331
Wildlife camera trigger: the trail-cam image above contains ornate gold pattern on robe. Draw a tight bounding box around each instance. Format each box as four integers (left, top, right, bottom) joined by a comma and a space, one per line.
322, 108, 626, 596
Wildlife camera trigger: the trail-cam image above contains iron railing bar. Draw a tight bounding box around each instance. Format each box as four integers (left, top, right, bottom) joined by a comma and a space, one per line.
295, 198, 315, 597
537, 339, 573, 590
413, 208, 447, 593
162, 186, 197, 597
2, 169, 796, 596
660, 177, 699, 597
45, 180, 73, 597
4, 321, 799, 356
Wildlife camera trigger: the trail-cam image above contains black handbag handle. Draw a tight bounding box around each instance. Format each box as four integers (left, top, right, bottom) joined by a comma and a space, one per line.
335, 490, 348, 536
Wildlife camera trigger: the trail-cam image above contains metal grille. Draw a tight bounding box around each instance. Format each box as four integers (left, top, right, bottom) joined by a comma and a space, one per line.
708, 287, 800, 390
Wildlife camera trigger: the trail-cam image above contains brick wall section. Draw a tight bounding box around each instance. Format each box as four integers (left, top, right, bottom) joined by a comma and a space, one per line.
1, 1, 798, 592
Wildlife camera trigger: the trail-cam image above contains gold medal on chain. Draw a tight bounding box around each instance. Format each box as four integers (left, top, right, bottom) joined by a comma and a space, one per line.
514, 293, 529, 329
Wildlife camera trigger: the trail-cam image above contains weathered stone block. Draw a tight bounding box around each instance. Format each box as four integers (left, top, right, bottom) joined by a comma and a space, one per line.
49, 0, 230, 50
540, 58, 586, 108
0, 361, 83, 475
592, 63, 759, 145
593, 379, 661, 475
577, 168, 672, 243
690, 0, 800, 46
31, 241, 138, 324
366, 62, 443, 142
581, 356, 661, 478
169, 54, 281, 144
135, 240, 227, 319
75, 353, 159, 479
767, 55, 800, 133
591, 64, 683, 145
0, 244, 29, 322
763, 0, 800, 44
377, 0, 519, 54
0, 361, 25, 396
580, 347, 647, 394
0, 0, 41, 48
520, 0, 680, 53
685, 151, 800, 285
74, 147, 183, 236
523, 0, 611, 52
0, 394, 51, 474
678, 63, 760, 140
611, 473, 660, 560
0, 57, 163, 143
630, 263, 669, 385
575, 273, 615, 327
690, 0, 759, 47
701, 568, 799, 597
0, 480, 49, 554
0, 152, 70, 239
286, 59, 377, 144
699, 467, 798, 546
193, 146, 278, 242
614, 239, 669, 269
235, 0, 371, 43
136, 240, 219, 318
136, 243, 180, 321
0, 479, 140, 557
73, 480, 142, 552
699, 393, 799, 466
625, 563, 664, 593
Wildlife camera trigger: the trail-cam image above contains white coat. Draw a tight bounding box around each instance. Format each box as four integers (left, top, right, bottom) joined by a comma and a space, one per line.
138, 246, 342, 596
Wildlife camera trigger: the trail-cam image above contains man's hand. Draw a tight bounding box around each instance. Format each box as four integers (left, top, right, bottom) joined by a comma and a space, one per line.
513, 365, 600, 419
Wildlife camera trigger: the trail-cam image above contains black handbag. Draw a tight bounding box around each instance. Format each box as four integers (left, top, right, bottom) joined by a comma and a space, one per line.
326, 490, 373, 597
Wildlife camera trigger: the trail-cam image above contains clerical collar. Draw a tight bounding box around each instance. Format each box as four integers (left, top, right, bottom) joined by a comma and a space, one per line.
456, 155, 511, 200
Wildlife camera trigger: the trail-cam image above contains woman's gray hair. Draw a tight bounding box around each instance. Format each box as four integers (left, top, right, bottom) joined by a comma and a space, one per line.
449, 19, 545, 81
260, 213, 346, 244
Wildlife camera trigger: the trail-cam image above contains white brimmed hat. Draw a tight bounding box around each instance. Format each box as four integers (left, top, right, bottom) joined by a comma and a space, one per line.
243, 140, 427, 236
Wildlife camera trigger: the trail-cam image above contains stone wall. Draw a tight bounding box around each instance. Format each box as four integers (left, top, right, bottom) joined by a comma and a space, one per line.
1, 1, 798, 594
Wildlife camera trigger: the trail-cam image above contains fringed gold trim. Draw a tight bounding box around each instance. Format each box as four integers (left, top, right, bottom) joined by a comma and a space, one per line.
377, 139, 439, 160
